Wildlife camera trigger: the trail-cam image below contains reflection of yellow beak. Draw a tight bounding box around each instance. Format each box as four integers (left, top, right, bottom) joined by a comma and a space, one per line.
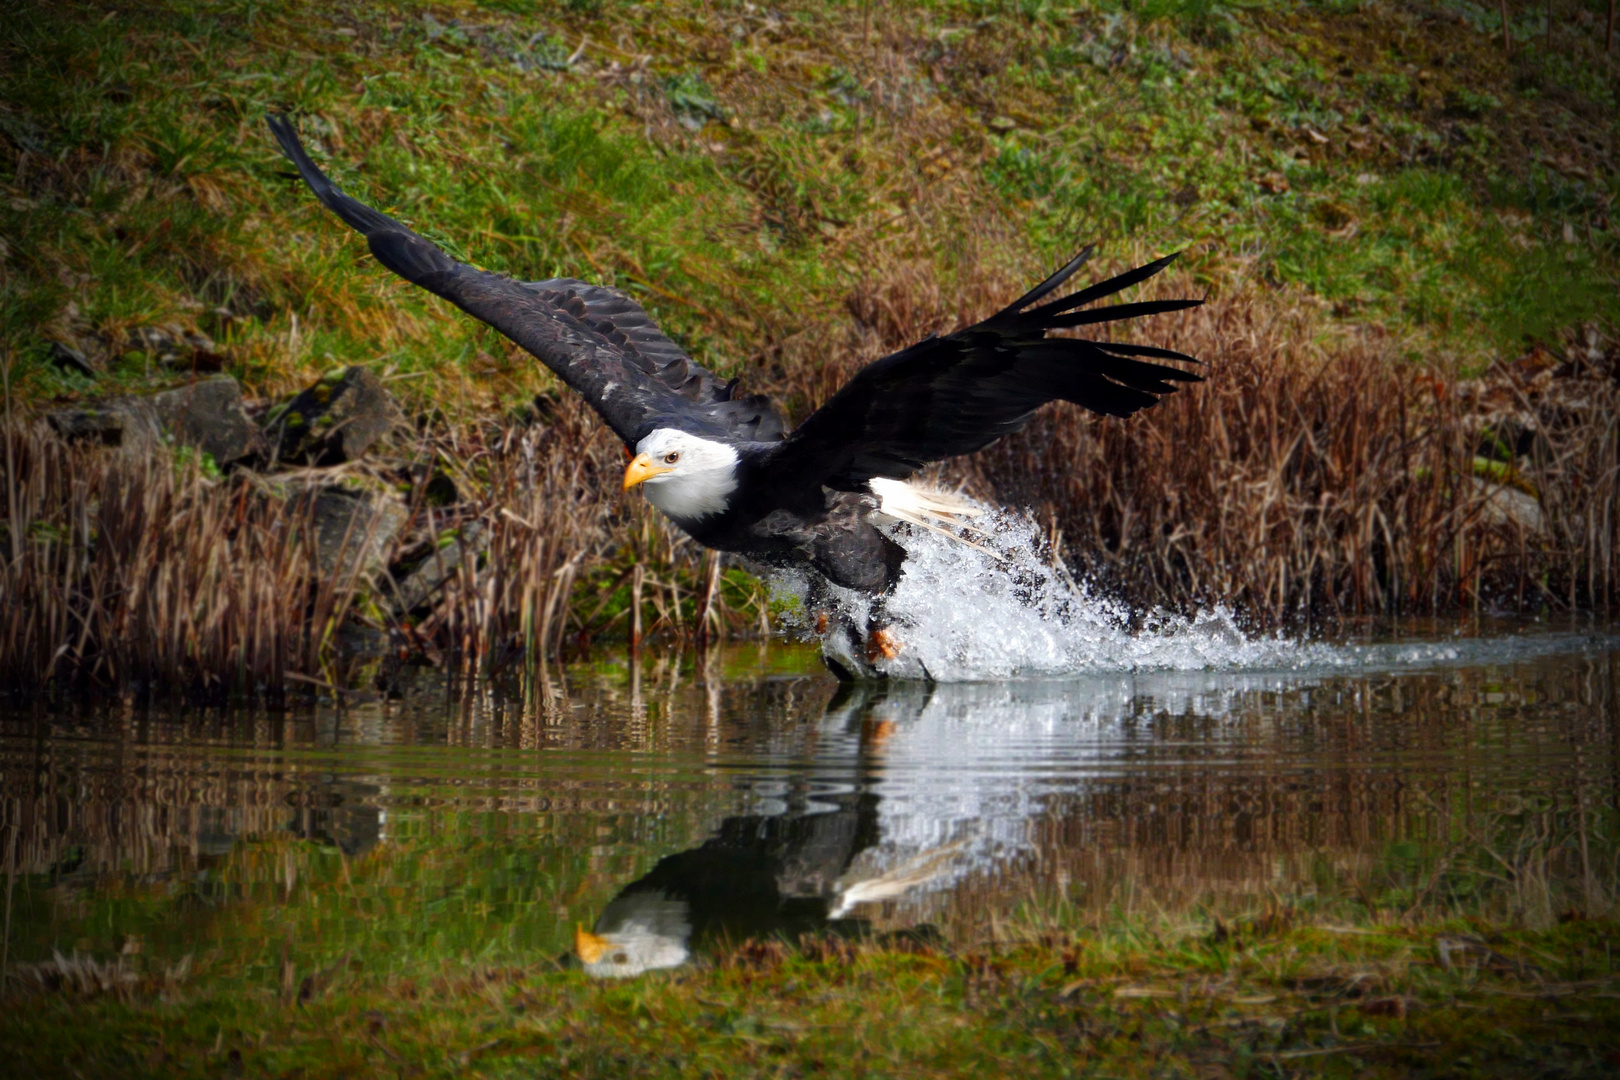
622, 453, 671, 491
575, 924, 612, 964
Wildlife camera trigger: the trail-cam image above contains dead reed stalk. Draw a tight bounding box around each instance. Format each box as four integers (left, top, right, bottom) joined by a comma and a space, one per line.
0, 428, 366, 697
0, 396, 754, 696
977, 298, 1619, 622
415, 402, 623, 669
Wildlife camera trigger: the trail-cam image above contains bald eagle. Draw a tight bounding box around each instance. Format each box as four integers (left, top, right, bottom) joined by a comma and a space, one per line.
268, 116, 1202, 671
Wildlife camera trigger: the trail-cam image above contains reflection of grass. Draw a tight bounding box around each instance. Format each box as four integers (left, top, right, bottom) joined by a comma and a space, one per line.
4, 807, 1616, 1077
2, 787, 730, 977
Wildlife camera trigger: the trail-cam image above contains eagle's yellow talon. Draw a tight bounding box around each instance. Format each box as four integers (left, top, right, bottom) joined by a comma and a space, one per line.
866, 627, 901, 662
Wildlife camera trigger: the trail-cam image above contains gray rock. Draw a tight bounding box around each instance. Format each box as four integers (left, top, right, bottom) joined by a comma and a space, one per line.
148, 376, 263, 465
46, 403, 151, 448
46, 376, 261, 466
389, 521, 489, 613
1472, 477, 1545, 534
266, 366, 404, 465
297, 485, 408, 581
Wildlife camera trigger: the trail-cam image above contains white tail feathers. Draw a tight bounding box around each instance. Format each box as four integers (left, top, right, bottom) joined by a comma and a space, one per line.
869, 478, 982, 526
868, 478, 998, 555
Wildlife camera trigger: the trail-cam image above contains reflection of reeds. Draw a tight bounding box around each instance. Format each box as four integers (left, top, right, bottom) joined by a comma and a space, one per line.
959, 798, 1614, 937
902, 764, 1620, 940
7, 654, 1610, 930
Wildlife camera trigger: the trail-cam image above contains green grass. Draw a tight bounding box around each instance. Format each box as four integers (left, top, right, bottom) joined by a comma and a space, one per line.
2, 0, 1615, 418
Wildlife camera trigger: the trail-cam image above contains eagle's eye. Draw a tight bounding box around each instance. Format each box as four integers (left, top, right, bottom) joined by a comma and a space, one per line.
663, 452, 680, 464
613, 952, 628, 964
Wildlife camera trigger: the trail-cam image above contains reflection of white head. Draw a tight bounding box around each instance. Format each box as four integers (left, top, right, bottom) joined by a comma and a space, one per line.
575, 891, 692, 978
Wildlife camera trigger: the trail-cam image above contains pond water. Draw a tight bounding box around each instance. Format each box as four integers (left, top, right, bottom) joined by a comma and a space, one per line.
2, 624, 1616, 981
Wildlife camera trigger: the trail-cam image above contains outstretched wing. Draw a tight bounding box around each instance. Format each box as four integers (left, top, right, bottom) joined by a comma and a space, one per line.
754, 248, 1202, 501
266, 116, 781, 446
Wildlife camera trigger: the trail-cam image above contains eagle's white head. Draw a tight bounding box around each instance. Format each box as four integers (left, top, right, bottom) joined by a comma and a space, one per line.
623, 428, 739, 520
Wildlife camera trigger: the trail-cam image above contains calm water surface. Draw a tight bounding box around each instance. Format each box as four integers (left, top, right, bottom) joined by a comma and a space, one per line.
3, 626, 1617, 977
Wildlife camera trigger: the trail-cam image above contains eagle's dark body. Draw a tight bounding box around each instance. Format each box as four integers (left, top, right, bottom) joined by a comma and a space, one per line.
268, 116, 1202, 607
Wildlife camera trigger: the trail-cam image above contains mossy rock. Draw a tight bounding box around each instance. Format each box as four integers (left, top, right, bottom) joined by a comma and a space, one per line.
265, 366, 404, 465
293, 483, 409, 581
386, 519, 489, 615
46, 375, 262, 465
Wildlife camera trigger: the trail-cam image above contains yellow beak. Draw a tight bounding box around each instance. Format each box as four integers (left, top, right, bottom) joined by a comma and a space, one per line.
575, 924, 612, 964
623, 453, 671, 491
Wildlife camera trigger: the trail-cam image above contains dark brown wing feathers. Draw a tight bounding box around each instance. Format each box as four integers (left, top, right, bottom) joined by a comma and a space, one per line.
523, 279, 725, 403
269, 114, 1195, 498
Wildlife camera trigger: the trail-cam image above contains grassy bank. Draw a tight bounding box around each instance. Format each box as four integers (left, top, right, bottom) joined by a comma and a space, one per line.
3, 0, 1615, 388
1, 0, 1617, 691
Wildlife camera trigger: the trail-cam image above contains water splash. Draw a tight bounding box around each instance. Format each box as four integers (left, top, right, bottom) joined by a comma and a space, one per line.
770, 505, 1610, 681
769, 507, 1303, 679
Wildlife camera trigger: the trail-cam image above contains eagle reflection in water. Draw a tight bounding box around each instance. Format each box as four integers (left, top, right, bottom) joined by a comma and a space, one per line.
576, 684, 969, 979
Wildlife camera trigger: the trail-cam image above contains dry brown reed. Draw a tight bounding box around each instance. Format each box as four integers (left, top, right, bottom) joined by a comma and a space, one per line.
0, 428, 359, 697
404, 401, 627, 669
982, 302, 1619, 623
392, 398, 755, 672
0, 395, 734, 696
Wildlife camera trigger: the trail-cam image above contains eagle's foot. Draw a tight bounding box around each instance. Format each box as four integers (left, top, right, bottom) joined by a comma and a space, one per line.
865, 627, 901, 663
